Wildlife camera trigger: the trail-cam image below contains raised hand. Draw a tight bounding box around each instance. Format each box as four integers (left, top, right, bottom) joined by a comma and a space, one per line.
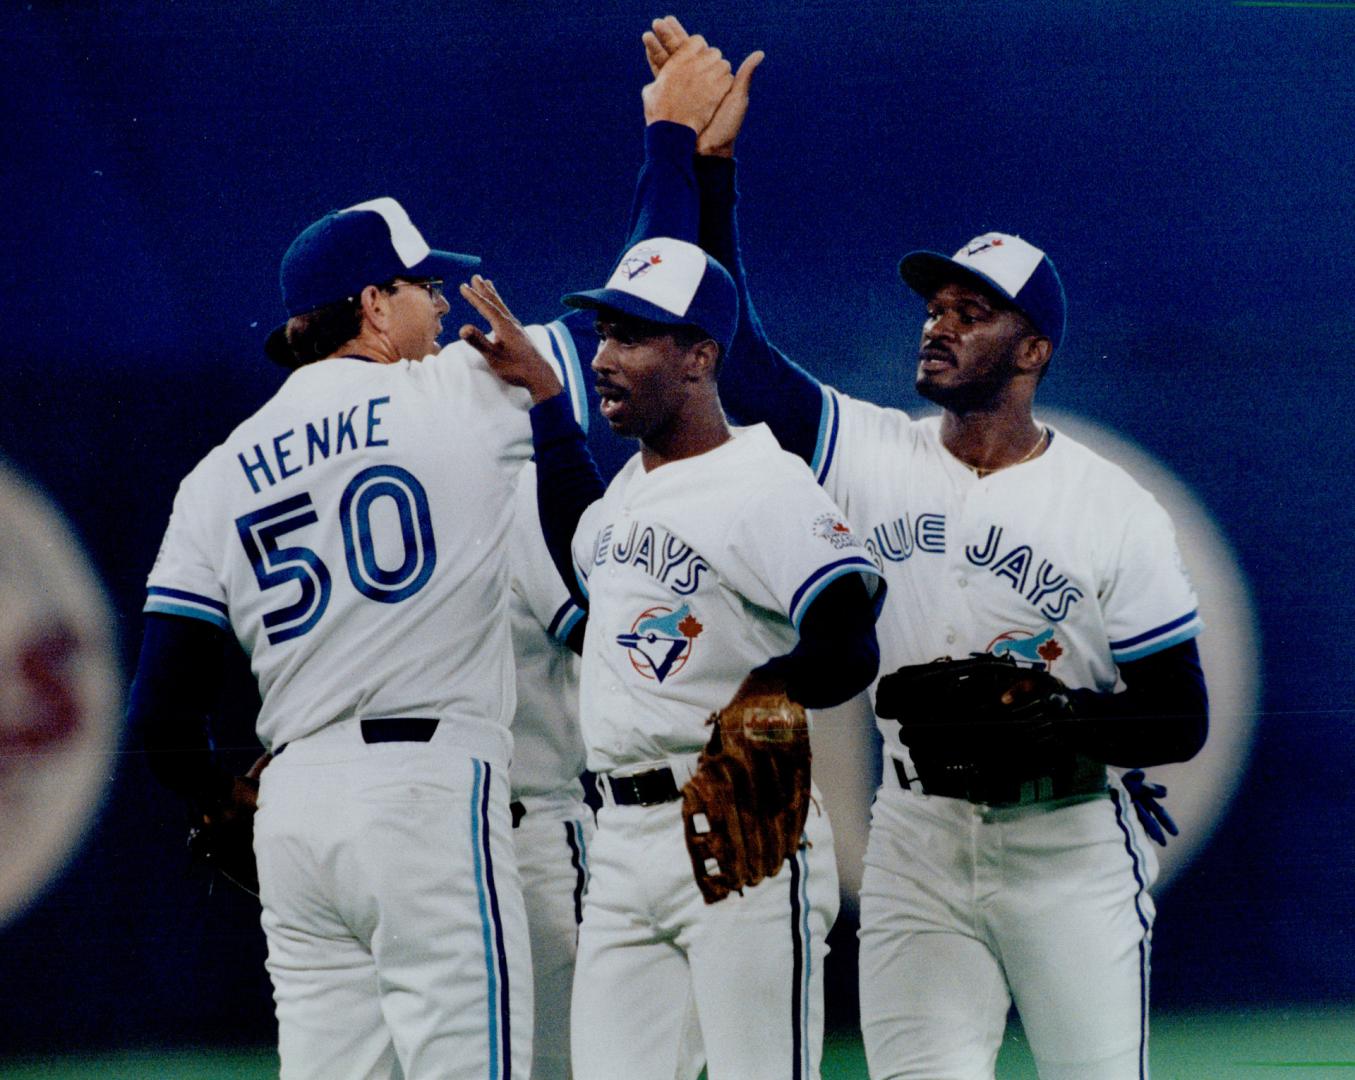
640, 27, 734, 135
458, 276, 563, 403
643, 15, 764, 158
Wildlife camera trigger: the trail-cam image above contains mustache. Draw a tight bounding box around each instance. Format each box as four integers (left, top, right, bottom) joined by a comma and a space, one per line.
919, 344, 955, 363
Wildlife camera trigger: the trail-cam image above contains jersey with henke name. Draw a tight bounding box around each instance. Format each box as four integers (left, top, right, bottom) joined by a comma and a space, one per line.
570, 423, 883, 775
145, 333, 587, 757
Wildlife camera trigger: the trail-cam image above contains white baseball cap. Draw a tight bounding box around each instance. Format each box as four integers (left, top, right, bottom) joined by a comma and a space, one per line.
900, 232, 1067, 353
562, 236, 738, 352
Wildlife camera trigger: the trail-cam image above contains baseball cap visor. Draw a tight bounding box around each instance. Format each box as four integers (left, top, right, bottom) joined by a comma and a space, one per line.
900, 250, 1017, 311
899, 249, 1066, 352
562, 288, 712, 337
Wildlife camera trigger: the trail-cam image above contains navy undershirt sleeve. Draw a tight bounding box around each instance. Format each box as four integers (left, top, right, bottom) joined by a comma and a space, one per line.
1065, 639, 1209, 766
530, 392, 606, 611
753, 574, 881, 710
128, 612, 235, 812
693, 150, 827, 465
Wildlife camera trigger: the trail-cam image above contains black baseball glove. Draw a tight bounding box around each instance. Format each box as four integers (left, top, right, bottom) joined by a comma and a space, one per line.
875, 653, 1074, 767
187, 752, 270, 898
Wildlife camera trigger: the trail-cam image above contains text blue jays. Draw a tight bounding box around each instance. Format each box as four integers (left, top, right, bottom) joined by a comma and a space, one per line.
591, 521, 709, 596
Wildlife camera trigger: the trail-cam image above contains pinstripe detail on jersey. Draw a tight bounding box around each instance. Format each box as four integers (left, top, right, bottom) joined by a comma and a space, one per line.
546, 320, 589, 436
1110, 609, 1202, 662
564, 819, 589, 926
810, 387, 841, 485
144, 587, 230, 630
471, 760, 513, 1079
1109, 786, 1152, 1080
788, 556, 885, 629
790, 843, 811, 1080
547, 598, 585, 643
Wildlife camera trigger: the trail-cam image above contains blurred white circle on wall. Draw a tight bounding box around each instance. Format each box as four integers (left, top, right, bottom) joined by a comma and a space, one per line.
0, 458, 121, 926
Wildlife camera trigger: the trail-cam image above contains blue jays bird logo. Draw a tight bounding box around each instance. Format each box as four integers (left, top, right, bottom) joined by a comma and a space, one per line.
987, 626, 1063, 671
620, 248, 663, 282
616, 603, 703, 682
966, 236, 1004, 257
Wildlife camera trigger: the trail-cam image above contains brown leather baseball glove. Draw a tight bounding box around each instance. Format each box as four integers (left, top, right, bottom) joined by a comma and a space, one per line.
681, 691, 811, 905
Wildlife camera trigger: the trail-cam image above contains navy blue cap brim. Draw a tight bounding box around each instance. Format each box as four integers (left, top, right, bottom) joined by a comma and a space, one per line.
417, 249, 482, 279
264, 323, 297, 368
562, 288, 695, 329
899, 250, 1017, 308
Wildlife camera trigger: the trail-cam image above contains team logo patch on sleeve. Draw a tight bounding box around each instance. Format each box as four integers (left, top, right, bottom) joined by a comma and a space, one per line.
615, 603, 703, 683
812, 513, 864, 551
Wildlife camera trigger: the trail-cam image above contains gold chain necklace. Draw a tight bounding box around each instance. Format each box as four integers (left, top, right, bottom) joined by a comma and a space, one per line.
971, 426, 1048, 479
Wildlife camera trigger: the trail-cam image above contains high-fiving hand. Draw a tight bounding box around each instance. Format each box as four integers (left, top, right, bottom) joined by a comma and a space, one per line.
643, 15, 764, 158
458, 275, 563, 404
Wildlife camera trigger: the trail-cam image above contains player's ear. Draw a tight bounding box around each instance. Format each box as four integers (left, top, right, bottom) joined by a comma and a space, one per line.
359, 284, 392, 330
1015, 333, 1052, 376
686, 338, 721, 382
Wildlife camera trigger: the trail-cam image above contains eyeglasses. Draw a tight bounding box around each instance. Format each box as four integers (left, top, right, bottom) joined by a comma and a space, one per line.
390, 279, 444, 301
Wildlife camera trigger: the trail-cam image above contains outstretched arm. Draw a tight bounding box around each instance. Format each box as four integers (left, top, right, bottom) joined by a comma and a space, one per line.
642, 17, 827, 467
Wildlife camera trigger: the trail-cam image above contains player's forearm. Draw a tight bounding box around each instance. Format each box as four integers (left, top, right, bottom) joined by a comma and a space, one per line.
692, 152, 825, 463
530, 393, 604, 609
625, 121, 703, 251
1064, 640, 1209, 767
130, 614, 235, 813
754, 574, 880, 709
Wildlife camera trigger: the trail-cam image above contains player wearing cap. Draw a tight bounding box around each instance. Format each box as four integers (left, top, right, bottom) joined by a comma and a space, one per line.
636, 18, 1209, 1079
457, 229, 886, 1079
129, 196, 590, 1079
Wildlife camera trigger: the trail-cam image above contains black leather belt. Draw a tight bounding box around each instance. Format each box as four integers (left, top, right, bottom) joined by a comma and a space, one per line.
511, 800, 527, 828
361, 717, 439, 744
603, 767, 681, 806
273, 717, 439, 758
892, 755, 1104, 807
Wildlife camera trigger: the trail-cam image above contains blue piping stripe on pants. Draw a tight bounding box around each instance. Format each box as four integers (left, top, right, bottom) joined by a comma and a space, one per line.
564, 819, 589, 927
471, 760, 512, 1079
1110, 787, 1151, 1080
790, 842, 811, 1080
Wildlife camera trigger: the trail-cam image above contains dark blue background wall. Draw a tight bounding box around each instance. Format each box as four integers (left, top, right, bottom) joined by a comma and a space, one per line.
2, 0, 1352, 1053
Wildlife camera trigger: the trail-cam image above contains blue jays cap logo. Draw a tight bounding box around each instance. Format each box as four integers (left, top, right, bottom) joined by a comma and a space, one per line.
620, 248, 664, 282
616, 603, 703, 683
965, 236, 1005, 257
986, 626, 1064, 670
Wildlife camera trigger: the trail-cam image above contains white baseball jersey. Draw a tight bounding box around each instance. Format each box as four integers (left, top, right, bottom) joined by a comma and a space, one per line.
569, 423, 883, 775
808, 392, 1201, 755
508, 462, 586, 800
144, 333, 588, 761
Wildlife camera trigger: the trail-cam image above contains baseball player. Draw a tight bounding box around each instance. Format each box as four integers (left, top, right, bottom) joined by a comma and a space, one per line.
510, 430, 708, 1080
638, 19, 1211, 1078
128, 196, 591, 1079
457, 228, 886, 1079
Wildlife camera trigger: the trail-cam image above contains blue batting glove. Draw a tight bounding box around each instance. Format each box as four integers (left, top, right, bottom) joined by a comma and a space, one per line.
1122, 768, 1179, 847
